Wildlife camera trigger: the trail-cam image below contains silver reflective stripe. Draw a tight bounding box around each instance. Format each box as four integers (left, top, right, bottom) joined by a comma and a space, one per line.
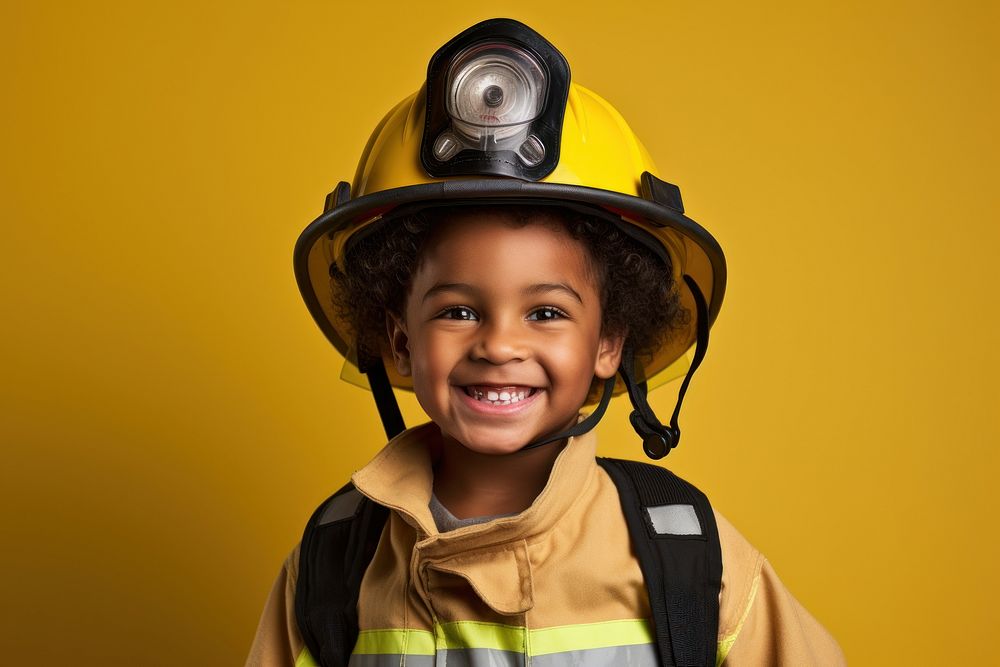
438, 649, 524, 666
348, 645, 656, 666
534, 643, 658, 666
349, 651, 519, 666
319, 488, 363, 525
646, 503, 702, 535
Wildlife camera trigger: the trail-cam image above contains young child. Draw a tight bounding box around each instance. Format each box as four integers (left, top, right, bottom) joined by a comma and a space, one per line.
247, 19, 845, 667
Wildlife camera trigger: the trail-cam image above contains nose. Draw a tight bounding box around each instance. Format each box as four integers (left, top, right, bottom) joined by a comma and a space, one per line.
470, 317, 529, 365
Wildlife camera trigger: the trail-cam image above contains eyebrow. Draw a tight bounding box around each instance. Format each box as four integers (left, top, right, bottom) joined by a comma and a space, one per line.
422, 282, 584, 304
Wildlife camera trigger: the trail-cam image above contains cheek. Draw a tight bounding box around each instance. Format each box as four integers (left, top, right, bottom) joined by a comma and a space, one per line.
408, 330, 461, 392
547, 332, 601, 385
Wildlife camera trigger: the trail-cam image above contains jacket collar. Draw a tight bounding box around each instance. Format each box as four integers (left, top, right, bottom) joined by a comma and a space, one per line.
352, 419, 599, 542
351, 419, 601, 615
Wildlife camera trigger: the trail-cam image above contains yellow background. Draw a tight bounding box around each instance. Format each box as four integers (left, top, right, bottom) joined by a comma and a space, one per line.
2, 1, 997, 664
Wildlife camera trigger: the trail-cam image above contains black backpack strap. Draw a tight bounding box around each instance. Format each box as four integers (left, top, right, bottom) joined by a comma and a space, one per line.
598, 458, 723, 667
294, 483, 389, 667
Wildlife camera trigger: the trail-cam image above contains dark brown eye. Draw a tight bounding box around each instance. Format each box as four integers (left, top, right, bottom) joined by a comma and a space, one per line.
527, 307, 567, 321
440, 306, 478, 320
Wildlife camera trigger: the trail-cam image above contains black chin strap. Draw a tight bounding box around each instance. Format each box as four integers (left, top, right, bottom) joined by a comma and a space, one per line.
621, 275, 710, 459
363, 275, 710, 459
519, 375, 618, 451
363, 356, 406, 440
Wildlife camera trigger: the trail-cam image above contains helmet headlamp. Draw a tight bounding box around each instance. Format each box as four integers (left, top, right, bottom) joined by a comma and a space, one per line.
421, 19, 570, 180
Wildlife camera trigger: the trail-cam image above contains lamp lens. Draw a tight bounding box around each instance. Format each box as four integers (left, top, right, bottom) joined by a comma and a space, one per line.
447, 42, 547, 142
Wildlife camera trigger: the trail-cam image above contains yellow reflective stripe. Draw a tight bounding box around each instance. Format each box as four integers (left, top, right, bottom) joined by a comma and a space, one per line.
716, 570, 762, 667
353, 628, 435, 655
529, 618, 653, 656
294, 647, 318, 667
437, 621, 526, 652
348, 620, 650, 656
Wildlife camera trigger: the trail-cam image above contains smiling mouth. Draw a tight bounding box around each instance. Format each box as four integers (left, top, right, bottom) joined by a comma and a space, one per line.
462, 385, 539, 406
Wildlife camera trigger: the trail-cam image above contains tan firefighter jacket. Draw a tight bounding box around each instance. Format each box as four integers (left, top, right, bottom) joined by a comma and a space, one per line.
246, 422, 846, 666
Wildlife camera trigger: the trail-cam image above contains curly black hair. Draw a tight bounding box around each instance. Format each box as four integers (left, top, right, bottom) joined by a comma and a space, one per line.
330, 205, 688, 373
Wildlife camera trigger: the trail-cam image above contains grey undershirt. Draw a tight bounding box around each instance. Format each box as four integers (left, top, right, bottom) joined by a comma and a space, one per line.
428, 494, 516, 532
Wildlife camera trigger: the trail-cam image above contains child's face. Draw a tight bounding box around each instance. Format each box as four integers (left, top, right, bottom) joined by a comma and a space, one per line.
388, 210, 624, 456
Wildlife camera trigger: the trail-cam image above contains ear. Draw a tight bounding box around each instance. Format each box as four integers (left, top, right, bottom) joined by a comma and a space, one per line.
386, 312, 412, 377
593, 330, 625, 379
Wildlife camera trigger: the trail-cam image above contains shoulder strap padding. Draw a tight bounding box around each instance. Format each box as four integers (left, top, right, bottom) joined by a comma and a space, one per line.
598, 457, 723, 667
295, 482, 389, 667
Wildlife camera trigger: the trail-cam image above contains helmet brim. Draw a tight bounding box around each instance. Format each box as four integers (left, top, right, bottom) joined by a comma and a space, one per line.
294, 178, 726, 394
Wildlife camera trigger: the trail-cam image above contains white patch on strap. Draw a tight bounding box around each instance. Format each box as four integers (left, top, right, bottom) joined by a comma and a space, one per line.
646, 504, 702, 536
319, 488, 363, 525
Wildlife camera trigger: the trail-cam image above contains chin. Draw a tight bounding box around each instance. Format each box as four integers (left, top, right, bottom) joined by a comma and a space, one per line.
444, 426, 540, 456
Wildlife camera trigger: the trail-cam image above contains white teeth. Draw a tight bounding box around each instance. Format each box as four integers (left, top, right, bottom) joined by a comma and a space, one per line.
466, 387, 532, 405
